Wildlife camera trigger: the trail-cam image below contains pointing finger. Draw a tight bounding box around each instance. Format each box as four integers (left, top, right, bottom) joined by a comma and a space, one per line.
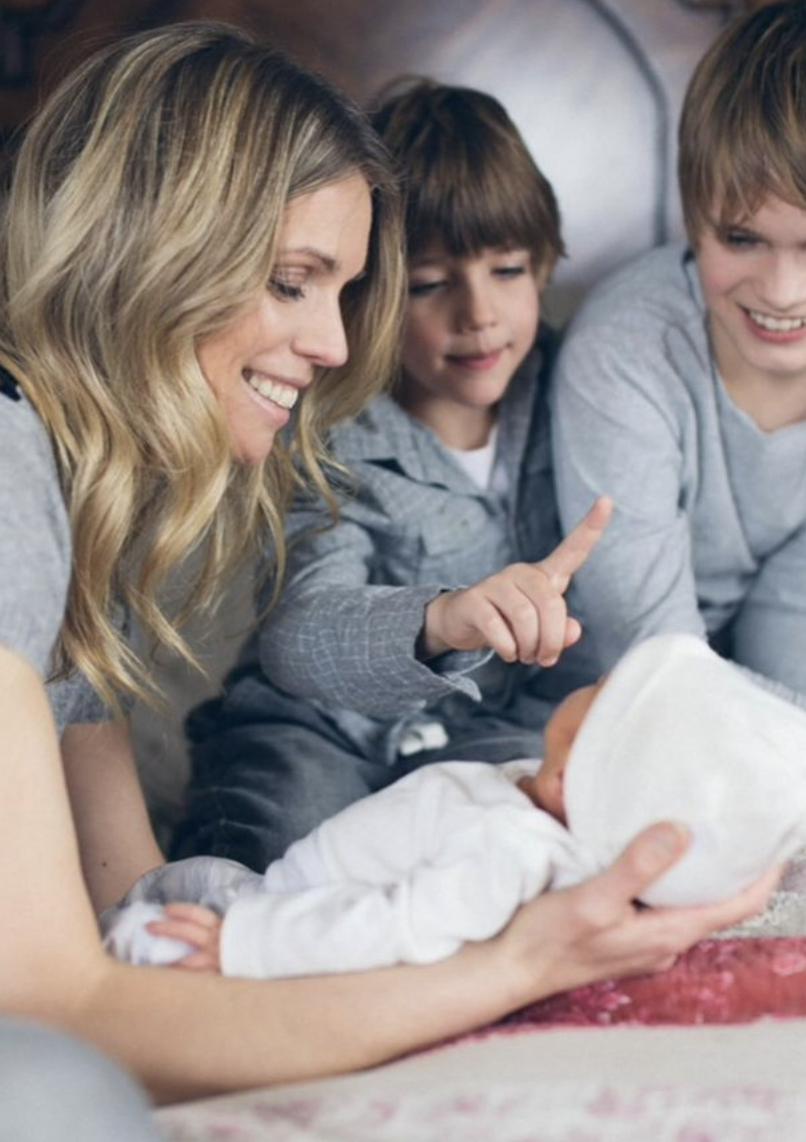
538, 496, 613, 591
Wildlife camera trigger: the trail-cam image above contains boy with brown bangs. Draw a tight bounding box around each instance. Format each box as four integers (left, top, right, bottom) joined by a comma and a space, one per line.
174, 78, 610, 869
552, 1, 806, 698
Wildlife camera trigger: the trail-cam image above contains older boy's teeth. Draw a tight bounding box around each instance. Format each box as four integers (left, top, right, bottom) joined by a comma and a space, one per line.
749, 310, 806, 332
245, 372, 299, 409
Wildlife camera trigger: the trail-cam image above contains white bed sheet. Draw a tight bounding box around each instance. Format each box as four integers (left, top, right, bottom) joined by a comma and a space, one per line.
155, 854, 806, 1142
156, 1018, 806, 1141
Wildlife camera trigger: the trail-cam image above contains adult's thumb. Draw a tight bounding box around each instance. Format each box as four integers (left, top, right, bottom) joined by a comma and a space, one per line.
608, 821, 690, 901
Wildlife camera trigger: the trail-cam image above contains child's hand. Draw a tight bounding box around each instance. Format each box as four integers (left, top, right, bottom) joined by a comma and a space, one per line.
147, 902, 223, 974
422, 496, 612, 666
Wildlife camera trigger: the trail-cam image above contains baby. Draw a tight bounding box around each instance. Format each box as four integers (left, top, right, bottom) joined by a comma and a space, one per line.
103, 634, 806, 977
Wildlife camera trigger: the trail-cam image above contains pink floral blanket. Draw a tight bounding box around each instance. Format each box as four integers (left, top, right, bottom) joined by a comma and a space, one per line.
500, 935, 806, 1030
156, 863, 806, 1141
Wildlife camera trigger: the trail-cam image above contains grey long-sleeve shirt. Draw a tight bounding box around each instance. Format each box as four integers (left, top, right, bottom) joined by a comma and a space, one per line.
551, 243, 806, 696
0, 385, 112, 732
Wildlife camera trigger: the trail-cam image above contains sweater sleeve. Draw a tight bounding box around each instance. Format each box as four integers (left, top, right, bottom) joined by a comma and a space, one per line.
0, 395, 70, 677
256, 486, 490, 717
731, 523, 806, 697
550, 296, 706, 672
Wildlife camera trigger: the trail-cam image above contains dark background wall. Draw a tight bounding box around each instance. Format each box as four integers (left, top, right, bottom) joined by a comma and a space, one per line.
0, 0, 761, 129
0, 0, 751, 317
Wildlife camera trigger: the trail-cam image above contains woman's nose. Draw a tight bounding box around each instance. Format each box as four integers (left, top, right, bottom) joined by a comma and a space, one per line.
295, 296, 349, 368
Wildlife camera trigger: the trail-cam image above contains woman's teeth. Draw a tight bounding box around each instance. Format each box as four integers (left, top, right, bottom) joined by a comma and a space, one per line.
245, 371, 299, 409
749, 309, 806, 333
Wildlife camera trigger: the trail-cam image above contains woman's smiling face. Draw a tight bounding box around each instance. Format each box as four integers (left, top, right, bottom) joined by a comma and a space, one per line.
197, 173, 372, 464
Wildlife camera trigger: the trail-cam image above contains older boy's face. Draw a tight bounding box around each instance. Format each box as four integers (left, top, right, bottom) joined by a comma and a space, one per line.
697, 194, 806, 424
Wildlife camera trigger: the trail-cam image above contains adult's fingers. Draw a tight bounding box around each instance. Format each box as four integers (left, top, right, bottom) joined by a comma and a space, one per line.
593, 821, 691, 913
538, 496, 613, 591
652, 864, 782, 936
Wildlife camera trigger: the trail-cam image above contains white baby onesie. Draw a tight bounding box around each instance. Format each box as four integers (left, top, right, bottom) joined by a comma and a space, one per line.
104, 633, 806, 974
103, 758, 596, 977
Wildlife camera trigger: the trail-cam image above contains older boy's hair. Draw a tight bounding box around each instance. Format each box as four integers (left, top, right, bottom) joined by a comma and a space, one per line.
372, 78, 564, 276
679, 0, 806, 241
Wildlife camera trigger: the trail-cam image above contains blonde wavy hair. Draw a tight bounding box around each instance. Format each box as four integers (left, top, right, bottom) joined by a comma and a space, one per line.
679, 0, 806, 242
0, 21, 404, 709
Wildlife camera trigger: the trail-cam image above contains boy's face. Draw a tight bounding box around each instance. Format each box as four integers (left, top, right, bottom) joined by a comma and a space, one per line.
521, 680, 604, 823
696, 194, 806, 402
398, 244, 541, 444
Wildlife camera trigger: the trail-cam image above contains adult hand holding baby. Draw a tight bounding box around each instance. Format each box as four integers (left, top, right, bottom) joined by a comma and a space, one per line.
422, 496, 612, 666
497, 821, 781, 1001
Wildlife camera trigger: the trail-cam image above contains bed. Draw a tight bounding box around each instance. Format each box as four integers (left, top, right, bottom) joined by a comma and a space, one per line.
156, 855, 806, 1141
156, 1022, 806, 1142
132, 5, 801, 1138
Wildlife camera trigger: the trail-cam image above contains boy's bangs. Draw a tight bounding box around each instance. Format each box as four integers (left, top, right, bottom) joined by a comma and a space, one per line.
408, 165, 544, 262
713, 141, 806, 229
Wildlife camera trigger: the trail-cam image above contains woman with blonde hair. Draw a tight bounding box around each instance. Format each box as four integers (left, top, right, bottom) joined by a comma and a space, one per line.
0, 20, 776, 1137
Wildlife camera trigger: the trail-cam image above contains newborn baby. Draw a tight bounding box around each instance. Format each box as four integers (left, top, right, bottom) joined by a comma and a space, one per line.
103, 634, 806, 976
555, 633, 806, 906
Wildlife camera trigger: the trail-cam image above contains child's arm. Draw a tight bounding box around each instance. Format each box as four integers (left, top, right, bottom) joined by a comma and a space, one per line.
257, 493, 487, 718
551, 304, 707, 673
421, 497, 612, 666
730, 525, 806, 697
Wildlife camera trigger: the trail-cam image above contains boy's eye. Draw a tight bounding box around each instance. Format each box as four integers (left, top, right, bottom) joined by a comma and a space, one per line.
493, 264, 527, 278
408, 279, 445, 297
269, 275, 305, 301
721, 229, 758, 249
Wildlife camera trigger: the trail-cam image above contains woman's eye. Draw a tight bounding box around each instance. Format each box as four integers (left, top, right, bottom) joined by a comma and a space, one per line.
269, 276, 305, 301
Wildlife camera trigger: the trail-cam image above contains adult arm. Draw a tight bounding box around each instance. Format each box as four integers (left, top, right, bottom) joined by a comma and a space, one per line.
61, 718, 164, 913
1, 643, 775, 1104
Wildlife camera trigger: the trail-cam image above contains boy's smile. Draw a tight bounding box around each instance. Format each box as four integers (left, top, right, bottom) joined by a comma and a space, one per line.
398, 245, 540, 448
697, 194, 806, 430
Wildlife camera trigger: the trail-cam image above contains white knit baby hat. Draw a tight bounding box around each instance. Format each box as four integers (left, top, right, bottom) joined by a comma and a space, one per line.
564, 633, 806, 906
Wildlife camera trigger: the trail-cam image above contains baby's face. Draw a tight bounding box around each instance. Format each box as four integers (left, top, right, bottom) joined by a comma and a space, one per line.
522, 681, 604, 822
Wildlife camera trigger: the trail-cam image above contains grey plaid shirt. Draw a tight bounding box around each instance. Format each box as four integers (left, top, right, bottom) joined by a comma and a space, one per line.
240, 327, 586, 761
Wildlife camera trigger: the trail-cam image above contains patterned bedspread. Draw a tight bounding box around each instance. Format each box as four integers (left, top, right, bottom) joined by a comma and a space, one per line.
155, 853, 806, 1141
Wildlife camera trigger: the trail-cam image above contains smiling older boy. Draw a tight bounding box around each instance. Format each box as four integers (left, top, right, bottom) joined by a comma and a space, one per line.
551, 1, 806, 696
